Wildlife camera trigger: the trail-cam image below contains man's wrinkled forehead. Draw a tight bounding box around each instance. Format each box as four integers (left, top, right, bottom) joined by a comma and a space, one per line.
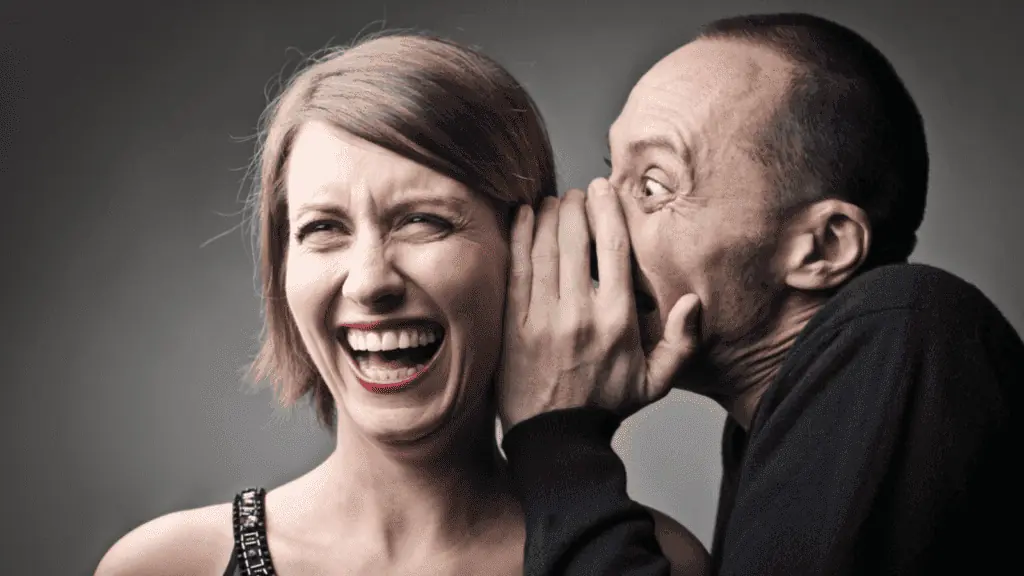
609, 39, 793, 148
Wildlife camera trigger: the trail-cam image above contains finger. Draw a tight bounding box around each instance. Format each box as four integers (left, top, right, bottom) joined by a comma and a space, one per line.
530, 196, 560, 309
645, 293, 701, 399
506, 205, 535, 325
586, 178, 633, 299
557, 188, 592, 301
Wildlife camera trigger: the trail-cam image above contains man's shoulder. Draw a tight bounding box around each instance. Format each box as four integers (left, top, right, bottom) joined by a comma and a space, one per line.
778, 263, 1011, 397
823, 263, 995, 327
758, 262, 1015, 434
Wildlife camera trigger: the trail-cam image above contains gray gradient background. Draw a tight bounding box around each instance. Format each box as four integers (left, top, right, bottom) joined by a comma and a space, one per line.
3, 0, 1022, 573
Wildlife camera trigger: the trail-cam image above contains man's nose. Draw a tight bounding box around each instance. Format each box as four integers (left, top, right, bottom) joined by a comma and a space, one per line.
342, 242, 405, 312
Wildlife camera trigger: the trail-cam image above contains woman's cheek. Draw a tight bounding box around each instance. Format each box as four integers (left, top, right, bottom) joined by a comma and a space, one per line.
399, 241, 507, 315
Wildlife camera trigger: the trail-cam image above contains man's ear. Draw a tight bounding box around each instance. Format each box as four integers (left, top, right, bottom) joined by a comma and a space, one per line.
781, 199, 871, 291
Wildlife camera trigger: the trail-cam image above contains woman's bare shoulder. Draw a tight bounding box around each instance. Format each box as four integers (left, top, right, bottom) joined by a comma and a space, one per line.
644, 505, 712, 576
94, 501, 235, 576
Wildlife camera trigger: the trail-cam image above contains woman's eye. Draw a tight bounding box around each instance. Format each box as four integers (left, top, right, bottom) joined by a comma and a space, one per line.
402, 214, 453, 231
393, 214, 454, 242
642, 177, 671, 197
295, 220, 345, 242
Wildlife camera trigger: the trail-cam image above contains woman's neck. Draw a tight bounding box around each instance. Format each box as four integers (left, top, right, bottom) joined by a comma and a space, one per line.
306, 411, 517, 557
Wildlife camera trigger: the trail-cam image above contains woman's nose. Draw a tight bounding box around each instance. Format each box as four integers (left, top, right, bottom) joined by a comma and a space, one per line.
341, 243, 405, 313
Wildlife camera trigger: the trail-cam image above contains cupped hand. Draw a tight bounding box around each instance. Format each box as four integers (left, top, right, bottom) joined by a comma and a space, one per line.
497, 178, 702, 431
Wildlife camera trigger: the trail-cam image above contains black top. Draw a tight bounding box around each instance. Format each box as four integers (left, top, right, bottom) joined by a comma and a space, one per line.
224, 487, 277, 576
502, 263, 1021, 575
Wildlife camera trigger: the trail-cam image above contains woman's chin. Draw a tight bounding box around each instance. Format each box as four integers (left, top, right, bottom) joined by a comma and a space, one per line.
351, 401, 456, 447
338, 354, 464, 448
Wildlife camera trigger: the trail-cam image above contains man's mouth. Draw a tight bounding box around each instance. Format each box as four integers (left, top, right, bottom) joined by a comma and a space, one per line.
633, 274, 660, 354
632, 259, 659, 316
339, 321, 446, 393
589, 241, 658, 314
634, 286, 657, 315
590, 241, 660, 351
637, 299, 660, 354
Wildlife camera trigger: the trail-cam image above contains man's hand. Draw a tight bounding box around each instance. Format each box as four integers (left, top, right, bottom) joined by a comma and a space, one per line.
498, 178, 702, 431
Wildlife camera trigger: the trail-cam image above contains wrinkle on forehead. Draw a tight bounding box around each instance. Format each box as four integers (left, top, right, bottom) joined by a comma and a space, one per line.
643, 40, 789, 126
616, 39, 793, 186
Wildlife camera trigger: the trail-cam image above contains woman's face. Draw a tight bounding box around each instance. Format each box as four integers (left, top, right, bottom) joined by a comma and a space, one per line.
283, 121, 509, 444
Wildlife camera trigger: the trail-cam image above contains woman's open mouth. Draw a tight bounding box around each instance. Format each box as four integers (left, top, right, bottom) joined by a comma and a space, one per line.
339, 321, 446, 394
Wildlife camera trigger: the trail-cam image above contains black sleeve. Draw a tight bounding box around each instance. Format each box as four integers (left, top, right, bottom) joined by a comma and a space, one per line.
715, 298, 1018, 575
501, 408, 672, 576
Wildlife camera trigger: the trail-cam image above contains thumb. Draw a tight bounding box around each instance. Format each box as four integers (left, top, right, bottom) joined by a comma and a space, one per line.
644, 293, 701, 399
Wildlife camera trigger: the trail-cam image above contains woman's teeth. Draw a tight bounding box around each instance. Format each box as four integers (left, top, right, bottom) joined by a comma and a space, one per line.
355, 360, 427, 383
346, 326, 440, 352
344, 324, 443, 385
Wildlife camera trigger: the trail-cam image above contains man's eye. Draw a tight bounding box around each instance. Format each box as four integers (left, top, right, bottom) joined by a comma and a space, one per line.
642, 177, 671, 197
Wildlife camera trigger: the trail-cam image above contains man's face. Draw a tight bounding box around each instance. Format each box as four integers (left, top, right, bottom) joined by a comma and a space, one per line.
606, 38, 796, 379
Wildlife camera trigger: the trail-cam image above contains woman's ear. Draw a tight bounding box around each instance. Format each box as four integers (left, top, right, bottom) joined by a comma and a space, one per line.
781, 199, 871, 291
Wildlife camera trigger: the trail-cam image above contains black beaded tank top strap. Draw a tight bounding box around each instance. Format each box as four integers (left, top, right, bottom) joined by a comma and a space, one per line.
227, 487, 277, 576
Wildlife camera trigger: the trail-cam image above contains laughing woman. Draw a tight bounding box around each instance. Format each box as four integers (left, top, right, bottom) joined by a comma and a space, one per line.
95, 33, 709, 576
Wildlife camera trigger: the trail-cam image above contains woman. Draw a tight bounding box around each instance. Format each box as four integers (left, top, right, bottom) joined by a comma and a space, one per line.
95, 32, 709, 575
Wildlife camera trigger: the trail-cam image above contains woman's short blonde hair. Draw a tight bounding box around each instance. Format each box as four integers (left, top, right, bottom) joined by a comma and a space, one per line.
248, 32, 557, 426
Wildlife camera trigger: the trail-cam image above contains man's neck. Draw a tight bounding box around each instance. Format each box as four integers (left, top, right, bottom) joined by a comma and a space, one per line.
708, 294, 825, 430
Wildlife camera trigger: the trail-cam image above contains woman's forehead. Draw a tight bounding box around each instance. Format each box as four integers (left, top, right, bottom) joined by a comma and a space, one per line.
284, 121, 477, 215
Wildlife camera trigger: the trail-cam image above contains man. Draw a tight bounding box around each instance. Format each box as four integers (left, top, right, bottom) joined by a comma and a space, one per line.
497, 12, 1021, 576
